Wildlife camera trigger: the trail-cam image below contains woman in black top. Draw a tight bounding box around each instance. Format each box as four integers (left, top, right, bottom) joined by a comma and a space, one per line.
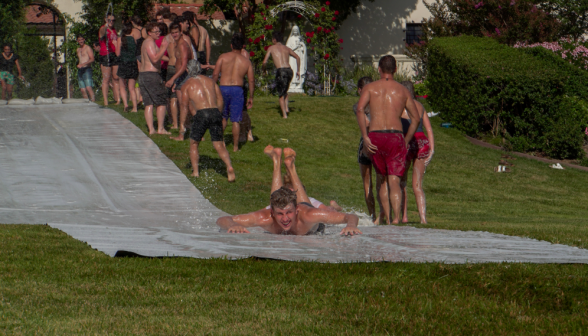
0, 44, 24, 100
116, 23, 139, 112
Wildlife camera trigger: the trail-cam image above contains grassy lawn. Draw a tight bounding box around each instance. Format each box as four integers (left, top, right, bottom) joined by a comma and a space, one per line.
2, 95, 588, 334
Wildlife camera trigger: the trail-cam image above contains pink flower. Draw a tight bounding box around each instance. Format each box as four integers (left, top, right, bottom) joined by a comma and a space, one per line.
474, 1, 484, 9
510, 0, 515, 5
495, 28, 501, 35
498, 5, 502, 9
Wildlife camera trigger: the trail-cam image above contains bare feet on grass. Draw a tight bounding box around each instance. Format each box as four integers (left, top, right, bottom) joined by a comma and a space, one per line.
170, 128, 185, 141
264, 145, 282, 162
157, 129, 171, 135
283, 147, 296, 159
191, 170, 199, 177
227, 167, 236, 182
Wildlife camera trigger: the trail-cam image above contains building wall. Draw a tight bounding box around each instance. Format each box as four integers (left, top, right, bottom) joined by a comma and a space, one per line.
336, 0, 432, 73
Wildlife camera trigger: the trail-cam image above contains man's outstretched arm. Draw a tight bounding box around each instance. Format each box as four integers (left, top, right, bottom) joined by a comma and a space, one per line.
304, 209, 362, 236
216, 210, 271, 233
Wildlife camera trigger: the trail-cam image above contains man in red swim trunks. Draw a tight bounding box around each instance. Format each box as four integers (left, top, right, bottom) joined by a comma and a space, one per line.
355, 55, 420, 224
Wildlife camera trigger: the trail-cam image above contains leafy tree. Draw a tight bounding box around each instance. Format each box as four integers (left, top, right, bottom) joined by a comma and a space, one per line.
542, 0, 588, 39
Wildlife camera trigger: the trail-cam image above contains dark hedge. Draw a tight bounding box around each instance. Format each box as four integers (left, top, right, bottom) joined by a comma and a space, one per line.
428, 35, 588, 159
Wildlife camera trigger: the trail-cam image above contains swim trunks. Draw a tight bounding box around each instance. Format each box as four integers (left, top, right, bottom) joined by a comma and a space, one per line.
357, 137, 372, 166
174, 70, 189, 91
0, 71, 15, 85
275, 67, 293, 97
368, 130, 407, 177
166, 65, 177, 98
138, 71, 167, 107
117, 61, 138, 80
407, 132, 431, 161
190, 108, 224, 142
99, 52, 119, 67
220, 86, 244, 123
77, 66, 93, 88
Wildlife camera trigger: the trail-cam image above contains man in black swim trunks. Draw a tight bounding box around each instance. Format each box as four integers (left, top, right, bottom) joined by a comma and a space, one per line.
179, 61, 236, 181
216, 146, 361, 235
262, 31, 300, 119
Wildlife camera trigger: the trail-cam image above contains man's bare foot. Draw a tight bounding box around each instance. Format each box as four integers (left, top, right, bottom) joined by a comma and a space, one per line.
283, 147, 296, 159
329, 200, 343, 211
157, 130, 171, 135
171, 125, 178, 130
191, 171, 199, 177
233, 145, 239, 152
402, 217, 409, 223
247, 131, 254, 142
263, 145, 274, 157
227, 167, 236, 182
373, 215, 380, 225
131, 110, 138, 113
392, 219, 400, 225
148, 130, 156, 135
170, 135, 184, 141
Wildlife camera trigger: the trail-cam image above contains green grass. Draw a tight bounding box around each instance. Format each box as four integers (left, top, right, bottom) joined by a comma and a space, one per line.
2, 95, 588, 334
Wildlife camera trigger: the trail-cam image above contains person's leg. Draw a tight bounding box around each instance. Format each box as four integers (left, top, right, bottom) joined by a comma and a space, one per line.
264, 145, 283, 193
222, 118, 227, 131
170, 90, 187, 140
278, 96, 287, 118
189, 139, 200, 177
412, 158, 427, 224
283, 148, 311, 204
144, 105, 155, 134
1, 79, 6, 100
119, 77, 128, 110
360, 163, 376, 222
80, 88, 88, 99
375, 173, 385, 224
156, 105, 169, 134
128, 79, 137, 112
169, 97, 178, 128
101, 65, 111, 105
5, 83, 13, 101
111, 65, 121, 104
387, 175, 403, 224
284, 92, 289, 113
401, 159, 413, 223
376, 173, 390, 224
231, 121, 240, 152
212, 141, 235, 182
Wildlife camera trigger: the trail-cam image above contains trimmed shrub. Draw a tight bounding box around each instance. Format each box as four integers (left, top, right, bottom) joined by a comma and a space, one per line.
428, 35, 588, 159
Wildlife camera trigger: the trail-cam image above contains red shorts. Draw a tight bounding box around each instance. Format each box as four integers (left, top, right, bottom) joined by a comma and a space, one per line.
368, 131, 407, 177
407, 132, 431, 161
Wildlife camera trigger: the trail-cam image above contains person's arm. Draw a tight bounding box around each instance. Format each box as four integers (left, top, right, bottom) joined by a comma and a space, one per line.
216, 210, 270, 233
211, 56, 222, 83
205, 35, 211, 64
190, 26, 200, 50
356, 89, 376, 154
115, 38, 122, 57
421, 105, 435, 166
99, 25, 107, 39
246, 61, 254, 109
304, 209, 362, 236
215, 83, 224, 112
86, 46, 95, 66
146, 38, 169, 64
261, 47, 272, 72
165, 43, 186, 88
404, 95, 420, 145
288, 48, 300, 79
14, 59, 23, 80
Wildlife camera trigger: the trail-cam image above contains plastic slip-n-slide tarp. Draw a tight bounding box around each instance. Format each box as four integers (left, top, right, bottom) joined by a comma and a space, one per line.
1, 103, 588, 263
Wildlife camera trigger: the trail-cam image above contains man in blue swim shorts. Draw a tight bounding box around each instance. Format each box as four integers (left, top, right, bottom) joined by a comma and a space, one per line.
76, 35, 95, 102
212, 33, 255, 152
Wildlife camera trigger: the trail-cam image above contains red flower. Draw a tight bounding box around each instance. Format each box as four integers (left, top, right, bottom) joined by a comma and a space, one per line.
264, 17, 267, 21
340, 47, 343, 49
338, 38, 343, 43
321, 7, 326, 12
297, 15, 302, 18
326, 1, 330, 5
305, 32, 310, 37
324, 54, 330, 60
314, 13, 320, 18
331, 27, 335, 30
307, 38, 311, 43
265, 24, 273, 30
325, 29, 331, 33
249, 38, 253, 42
317, 27, 323, 32
250, 51, 255, 57
265, 5, 269, 9
254, 38, 260, 44
332, 17, 336, 21
334, 10, 339, 15
261, 34, 265, 39
264, 46, 269, 51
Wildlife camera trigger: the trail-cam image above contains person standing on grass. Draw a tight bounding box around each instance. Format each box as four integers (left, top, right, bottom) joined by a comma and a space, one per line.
262, 31, 300, 119
75, 36, 95, 102
131, 15, 147, 106
211, 33, 254, 152
0, 44, 24, 101
115, 24, 139, 112
356, 55, 420, 225
216, 145, 361, 235
353, 76, 382, 224
399, 81, 435, 224
139, 22, 170, 135
99, 15, 121, 106
179, 61, 235, 181
184, 11, 209, 74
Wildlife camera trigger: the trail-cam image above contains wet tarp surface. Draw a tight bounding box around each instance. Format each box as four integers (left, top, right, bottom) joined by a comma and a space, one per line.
1, 104, 588, 263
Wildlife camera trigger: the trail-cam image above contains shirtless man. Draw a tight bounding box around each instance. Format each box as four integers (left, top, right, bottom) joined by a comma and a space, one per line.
356, 55, 420, 224
179, 61, 235, 181
216, 146, 361, 235
211, 33, 254, 152
262, 31, 300, 119
139, 22, 170, 135
76, 35, 95, 102
164, 22, 179, 129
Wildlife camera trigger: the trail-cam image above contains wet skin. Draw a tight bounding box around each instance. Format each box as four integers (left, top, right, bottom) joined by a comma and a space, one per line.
215, 146, 362, 236
262, 40, 300, 118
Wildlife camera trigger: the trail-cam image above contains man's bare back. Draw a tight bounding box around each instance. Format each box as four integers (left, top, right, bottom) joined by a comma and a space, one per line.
266, 43, 294, 69
213, 51, 252, 86
180, 76, 219, 111
166, 37, 176, 66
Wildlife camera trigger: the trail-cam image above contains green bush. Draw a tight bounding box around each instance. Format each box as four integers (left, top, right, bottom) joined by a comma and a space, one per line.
13, 34, 54, 99
428, 35, 588, 159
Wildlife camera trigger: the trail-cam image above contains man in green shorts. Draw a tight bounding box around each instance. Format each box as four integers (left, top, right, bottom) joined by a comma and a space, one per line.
0, 44, 24, 100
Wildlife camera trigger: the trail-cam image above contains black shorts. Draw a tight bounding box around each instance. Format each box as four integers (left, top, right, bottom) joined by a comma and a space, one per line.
190, 108, 224, 142
197, 51, 207, 74
138, 71, 167, 107
166, 65, 177, 98
99, 53, 119, 67
357, 137, 372, 165
117, 61, 138, 80
275, 68, 293, 97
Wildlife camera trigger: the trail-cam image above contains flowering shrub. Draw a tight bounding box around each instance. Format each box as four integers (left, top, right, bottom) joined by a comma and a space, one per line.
514, 38, 588, 70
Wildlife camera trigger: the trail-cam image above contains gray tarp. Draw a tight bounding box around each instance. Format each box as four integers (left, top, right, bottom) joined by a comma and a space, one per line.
1, 104, 588, 263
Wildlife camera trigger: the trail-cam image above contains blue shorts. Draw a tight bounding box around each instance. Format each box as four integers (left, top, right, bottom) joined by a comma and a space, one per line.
77, 67, 93, 88
220, 86, 244, 123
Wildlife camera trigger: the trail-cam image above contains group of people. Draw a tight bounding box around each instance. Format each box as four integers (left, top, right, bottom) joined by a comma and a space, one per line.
217, 55, 435, 236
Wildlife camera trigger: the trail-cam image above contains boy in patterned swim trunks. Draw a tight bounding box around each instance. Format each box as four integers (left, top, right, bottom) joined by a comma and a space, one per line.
216, 146, 361, 236
262, 31, 300, 119
355, 55, 421, 225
